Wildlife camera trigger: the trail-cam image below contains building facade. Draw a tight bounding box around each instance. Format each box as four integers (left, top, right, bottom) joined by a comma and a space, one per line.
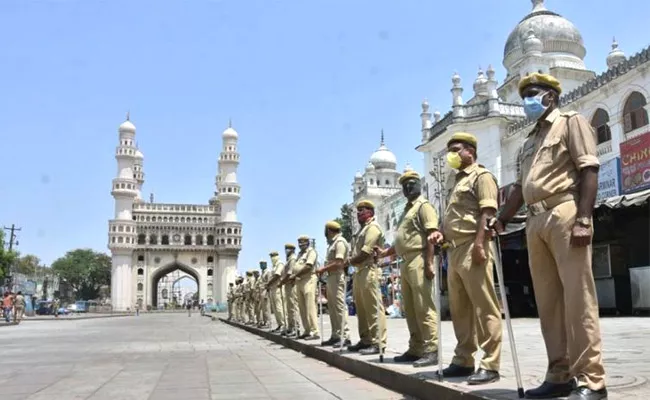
108, 116, 242, 312
415, 0, 650, 315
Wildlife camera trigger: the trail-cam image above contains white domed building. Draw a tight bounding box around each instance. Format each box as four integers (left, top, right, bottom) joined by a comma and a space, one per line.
350, 131, 423, 246
416, 0, 650, 314
108, 115, 242, 312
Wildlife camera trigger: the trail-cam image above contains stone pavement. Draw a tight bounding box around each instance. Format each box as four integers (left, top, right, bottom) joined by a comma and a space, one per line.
228, 314, 650, 400
0, 313, 130, 327
0, 313, 410, 400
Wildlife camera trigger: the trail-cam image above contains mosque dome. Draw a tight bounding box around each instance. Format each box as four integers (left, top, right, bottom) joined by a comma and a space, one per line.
222, 127, 238, 140
606, 38, 626, 69
119, 120, 136, 133
369, 130, 397, 170
503, 0, 585, 75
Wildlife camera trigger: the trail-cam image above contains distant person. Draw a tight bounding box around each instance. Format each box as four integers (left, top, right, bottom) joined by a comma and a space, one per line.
13, 291, 25, 324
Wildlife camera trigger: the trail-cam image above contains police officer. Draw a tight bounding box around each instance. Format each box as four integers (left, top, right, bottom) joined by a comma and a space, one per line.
376, 170, 442, 367
227, 282, 235, 320
244, 270, 255, 325
317, 220, 352, 347
289, 235, 320, 340
347, 201, 387, 355
440, 132, 502, 385
497, 73, 606, 400
251, 270, 261, 325
279, 243, 301, 337
258, 260, 272, 328
234, 276, 244, 322
266, 251, 286, 333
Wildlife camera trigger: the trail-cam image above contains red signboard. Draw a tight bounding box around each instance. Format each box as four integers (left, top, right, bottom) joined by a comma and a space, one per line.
620, 131, 650, 194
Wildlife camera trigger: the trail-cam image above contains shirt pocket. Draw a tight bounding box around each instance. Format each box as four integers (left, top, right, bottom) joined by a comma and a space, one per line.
535, 136, 562, 165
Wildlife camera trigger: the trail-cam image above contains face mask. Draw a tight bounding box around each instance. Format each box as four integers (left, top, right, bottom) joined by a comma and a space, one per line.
285, 249, 293, 258
357, 209, 373, 225
298, 242, 308, 251
523, 92, 549, 120
446, 151, 462, 169
402, 179, 421, 199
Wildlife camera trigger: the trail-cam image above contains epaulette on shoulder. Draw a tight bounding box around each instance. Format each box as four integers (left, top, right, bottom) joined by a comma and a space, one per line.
562, 110, 579, 118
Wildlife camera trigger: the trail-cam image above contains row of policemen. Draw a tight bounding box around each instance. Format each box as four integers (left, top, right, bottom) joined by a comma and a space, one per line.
226, 73, 607, 400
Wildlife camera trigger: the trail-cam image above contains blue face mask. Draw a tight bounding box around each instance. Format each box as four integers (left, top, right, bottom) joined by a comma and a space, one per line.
523, 92, 549, 121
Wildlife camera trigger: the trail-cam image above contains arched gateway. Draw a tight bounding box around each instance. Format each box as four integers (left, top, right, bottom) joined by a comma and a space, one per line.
107, 116, 243, 312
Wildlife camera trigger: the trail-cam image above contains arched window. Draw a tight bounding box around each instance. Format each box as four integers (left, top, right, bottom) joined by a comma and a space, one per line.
207, 256, 214, 263
137, 255, 144, 262
149, 235, 158, 245
227, 228, 232, 234
137, 268, 144, 275
207, 269, 214, 276
196, 235, 204, 245
591, 108, 611, 144
137, 234, 146, 245
227, 238, 232, 244
207, 283, 213, 293
137, 283, 143, 292
623, 91, 649, 133
207, 235, 215, 245
161, 235, 169, 245
184, 235, 192, 245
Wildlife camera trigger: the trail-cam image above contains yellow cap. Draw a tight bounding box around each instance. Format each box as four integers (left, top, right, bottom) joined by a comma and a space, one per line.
398, 170, 421, 185
447, 132, 478, 149
284, 243, 296, 249
325, 220, 341, 230
518, 72, 562, 97
356, 200, 375, 209
269, 251, 279, 256
297, 235, 310, 241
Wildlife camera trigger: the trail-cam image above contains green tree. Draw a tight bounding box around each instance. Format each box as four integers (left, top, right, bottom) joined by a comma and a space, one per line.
0, 231, 19, 281
14, 254, 42, 276
51, 249, 111, 300
335, 203, 354, 242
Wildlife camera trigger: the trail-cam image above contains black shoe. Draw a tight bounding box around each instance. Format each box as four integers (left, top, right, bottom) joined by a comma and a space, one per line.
413, 352, 438, 368
283, 330, 295, 337
525, 381, 574, 399
439, 364, 474, 378
347, 341, 372, 352
567, 387, 608, 400
359, 345, 380, 355
332, 339, 351, 347
393, 352, 420, 363
467, 369, 500, 385
304, 335, 320, 341
271, 326, 283, 334
297, 333, 309, 339
320, 337, 337, 346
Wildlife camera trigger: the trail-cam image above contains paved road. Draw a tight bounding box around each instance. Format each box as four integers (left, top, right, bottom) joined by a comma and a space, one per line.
0, 314, 408, 400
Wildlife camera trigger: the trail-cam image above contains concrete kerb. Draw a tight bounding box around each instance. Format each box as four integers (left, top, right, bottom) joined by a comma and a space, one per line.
219, 317, 491, 400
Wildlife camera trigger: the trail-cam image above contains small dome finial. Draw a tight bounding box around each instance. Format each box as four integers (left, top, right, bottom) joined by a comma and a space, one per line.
228, 117, 232, 128
531, 0, 545, 11
380, 129, 385, 146
126, 111, 130, 121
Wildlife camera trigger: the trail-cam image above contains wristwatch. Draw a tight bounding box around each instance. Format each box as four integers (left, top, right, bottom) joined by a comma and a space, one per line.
575, 217, 591, 228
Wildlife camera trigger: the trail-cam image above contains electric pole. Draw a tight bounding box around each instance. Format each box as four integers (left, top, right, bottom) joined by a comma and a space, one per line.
3, 224, 21, 290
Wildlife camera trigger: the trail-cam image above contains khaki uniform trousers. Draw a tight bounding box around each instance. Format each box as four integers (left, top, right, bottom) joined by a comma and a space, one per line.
297, 274, 319, 336
246, 297, 255, 323
526, 200, 605, 390
13, 306, 24, 323
260, 292, 270, 324
448, 239, 502, 371
352, 267, 387, 346
227, 300, 233, 319
326, 271, 350, 340
255, 292, 263, 323
284, 283, 301, 332
400, 250, 439, 356
270, 285, 286, 327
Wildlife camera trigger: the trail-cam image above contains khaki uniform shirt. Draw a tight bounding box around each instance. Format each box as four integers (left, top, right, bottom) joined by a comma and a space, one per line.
284, 254, 298, 277
444, 163, 498, 245
394, 195, 438, 256
352, 218, 384, 268
296, 248, 318, 279
227, 287, 234, 301
14, 294, 25, 307
327, 234, 350, 270
517, 108, 600, 205
271, 259, 285, 284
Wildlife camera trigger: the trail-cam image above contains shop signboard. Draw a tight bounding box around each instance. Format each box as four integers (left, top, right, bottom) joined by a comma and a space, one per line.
596, 157, 621, 202
620, 131, 650, 194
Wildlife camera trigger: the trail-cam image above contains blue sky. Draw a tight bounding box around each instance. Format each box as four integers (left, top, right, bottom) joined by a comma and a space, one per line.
1, 0, 649, 274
